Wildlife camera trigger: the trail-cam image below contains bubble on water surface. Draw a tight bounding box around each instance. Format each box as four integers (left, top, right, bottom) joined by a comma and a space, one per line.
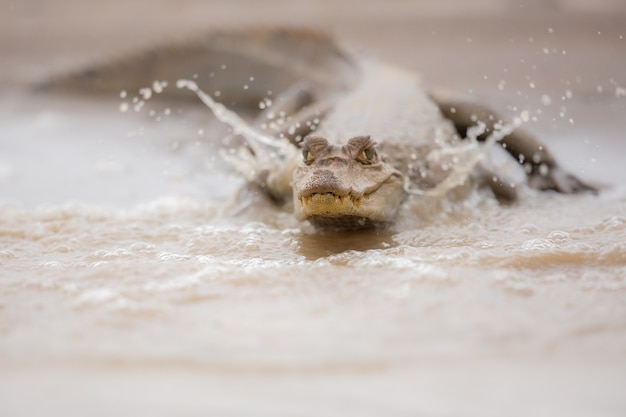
521, 238, 556, 251
547, 230, 572, 244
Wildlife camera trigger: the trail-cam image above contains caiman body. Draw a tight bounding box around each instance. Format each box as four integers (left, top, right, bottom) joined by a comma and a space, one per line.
47, 28, 595, 229
291, 61, 459, 228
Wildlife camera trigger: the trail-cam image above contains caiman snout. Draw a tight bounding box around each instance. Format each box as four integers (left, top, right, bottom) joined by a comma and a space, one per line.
309, 169, 342, 192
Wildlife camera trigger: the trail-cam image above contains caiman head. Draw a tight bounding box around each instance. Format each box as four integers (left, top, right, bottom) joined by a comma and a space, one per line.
292, 135, 405, 229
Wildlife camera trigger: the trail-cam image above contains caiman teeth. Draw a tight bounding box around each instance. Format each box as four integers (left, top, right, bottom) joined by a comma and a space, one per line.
299, 192, 363, 208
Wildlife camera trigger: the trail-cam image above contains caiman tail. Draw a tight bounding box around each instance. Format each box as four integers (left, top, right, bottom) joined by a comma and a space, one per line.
38, 28, 359, 108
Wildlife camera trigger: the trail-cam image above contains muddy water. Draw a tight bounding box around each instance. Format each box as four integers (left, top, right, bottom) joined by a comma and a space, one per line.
2, 3, 626, 417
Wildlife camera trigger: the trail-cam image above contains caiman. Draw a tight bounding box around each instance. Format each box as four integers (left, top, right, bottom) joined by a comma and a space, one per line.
46, 28, 595, 229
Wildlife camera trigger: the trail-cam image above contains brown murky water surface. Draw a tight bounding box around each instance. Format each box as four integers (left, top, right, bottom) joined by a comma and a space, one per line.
1, 1, 626, 416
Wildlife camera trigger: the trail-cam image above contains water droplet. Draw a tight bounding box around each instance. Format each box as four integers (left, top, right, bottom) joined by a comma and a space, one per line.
139, 87, 152, 100
152, 80, 164, 94
520, 110, 530, 122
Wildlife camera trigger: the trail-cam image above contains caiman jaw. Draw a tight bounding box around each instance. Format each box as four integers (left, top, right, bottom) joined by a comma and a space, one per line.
299, 191, 364, 209
294, 174, 404, 229
296, 190, 383, 229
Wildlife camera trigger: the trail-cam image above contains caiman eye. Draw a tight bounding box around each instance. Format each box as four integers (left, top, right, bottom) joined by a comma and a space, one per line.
301, 136, 328, 165
357, 146, 378, 165
302, 148, 314, 165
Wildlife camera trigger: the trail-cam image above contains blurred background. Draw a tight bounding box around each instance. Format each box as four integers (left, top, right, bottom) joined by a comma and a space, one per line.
2, 0, 626, 89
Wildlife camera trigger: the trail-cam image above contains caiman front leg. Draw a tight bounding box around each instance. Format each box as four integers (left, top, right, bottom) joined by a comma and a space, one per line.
431, 92, 597, 195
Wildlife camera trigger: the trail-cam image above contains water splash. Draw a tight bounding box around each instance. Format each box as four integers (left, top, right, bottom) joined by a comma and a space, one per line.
176, 79, 293, 156
176, 79, 298, 184
176, 79, 527, 201
403, 119, 520, 198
